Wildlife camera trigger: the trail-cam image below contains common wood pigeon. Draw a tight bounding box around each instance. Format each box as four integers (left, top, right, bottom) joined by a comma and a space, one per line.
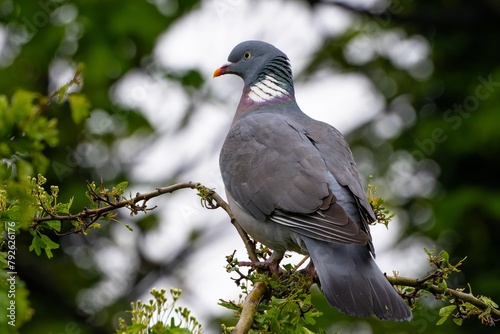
214, 40, 411, 321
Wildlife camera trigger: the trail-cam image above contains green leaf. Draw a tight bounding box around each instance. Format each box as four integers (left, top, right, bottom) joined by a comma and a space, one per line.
127, 323, 147, 331
0, 95, 8, 137
56, 196, 73, 215
68, 93, 91, 124
437, 305, 456, 325
164, 327, 191, 334
40, 234, 59, 259
218, 300, 240, 311
453, 318, 463, 326
57, 84, 70, 103
113, 181, 129, 196
45, 220, 62, 231
479, 295, 499, 308
74, 63, 84, 78
10, 90, 39, 123
29, 233, 60, 259
29, 235, 44, 256
0, 94, 7, 111
440, 250, 449, 263
437, 280, 448, 292
0, 251, 7, 269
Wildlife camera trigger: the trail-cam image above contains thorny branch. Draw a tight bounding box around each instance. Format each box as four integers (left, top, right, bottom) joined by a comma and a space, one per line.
32, 181, 200, 235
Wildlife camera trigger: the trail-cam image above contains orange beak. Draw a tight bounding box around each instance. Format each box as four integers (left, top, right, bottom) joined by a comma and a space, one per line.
213, 64, 230, 78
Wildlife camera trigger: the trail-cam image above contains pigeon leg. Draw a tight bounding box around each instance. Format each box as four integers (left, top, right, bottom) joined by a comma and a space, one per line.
238, 250, 284, 275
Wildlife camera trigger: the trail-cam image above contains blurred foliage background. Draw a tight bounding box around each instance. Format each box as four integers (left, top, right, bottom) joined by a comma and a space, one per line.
1, 0, 500, 333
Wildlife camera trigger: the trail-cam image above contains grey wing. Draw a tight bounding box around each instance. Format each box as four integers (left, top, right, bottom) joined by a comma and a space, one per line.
220, 112, 369, 245
309, 121, 376, 220
302, 118, 377, 253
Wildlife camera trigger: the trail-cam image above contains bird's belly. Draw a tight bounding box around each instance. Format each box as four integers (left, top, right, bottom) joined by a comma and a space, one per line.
226, 191, 308, 255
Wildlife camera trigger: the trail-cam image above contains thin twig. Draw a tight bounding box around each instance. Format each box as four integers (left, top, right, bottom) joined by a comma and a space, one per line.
415, 271, 443, 285
32, 181, 200, 226
387, 275, 500, 319
209, 190, 258, 262
294, 256, 310, 270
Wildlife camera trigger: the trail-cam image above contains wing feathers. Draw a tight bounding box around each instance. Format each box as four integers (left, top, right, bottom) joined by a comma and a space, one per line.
271, 203, 369, 245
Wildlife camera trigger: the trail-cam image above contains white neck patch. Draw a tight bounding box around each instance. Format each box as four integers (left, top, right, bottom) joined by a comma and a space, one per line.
248, 75, 291, 103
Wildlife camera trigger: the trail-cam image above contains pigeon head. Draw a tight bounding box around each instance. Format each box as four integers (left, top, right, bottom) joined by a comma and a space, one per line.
214, 40, 294, 101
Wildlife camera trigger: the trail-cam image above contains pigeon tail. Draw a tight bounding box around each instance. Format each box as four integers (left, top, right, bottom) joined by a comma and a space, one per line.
302, 237, 412, 321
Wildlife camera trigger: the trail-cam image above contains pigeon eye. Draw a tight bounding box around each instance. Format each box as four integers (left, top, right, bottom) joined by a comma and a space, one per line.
244, 52, 251, 59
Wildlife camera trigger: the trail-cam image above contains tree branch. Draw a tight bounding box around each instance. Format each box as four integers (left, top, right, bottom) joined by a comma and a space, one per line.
232, 282, 267, 334
206, 189, 258, 262
32, 181, 198, 226
31, 181, 259, 261
387, 275, 500, 320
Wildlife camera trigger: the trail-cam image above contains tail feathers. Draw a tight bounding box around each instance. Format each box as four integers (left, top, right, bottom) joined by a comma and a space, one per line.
302, 237, 412, 321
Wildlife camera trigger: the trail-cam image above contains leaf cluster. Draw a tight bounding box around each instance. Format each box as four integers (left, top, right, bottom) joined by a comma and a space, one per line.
0, 74, 90, 332
389, 247, 500, 327
421, 249, 499, 327
0, 65, 89, 182
366, 176, 395, 228
116, 288, 202, 334
221, 250, 323, 334
1, 69, 89, 261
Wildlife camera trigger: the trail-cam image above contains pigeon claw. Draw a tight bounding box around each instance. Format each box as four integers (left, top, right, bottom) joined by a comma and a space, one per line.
238, 252, 284, 275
